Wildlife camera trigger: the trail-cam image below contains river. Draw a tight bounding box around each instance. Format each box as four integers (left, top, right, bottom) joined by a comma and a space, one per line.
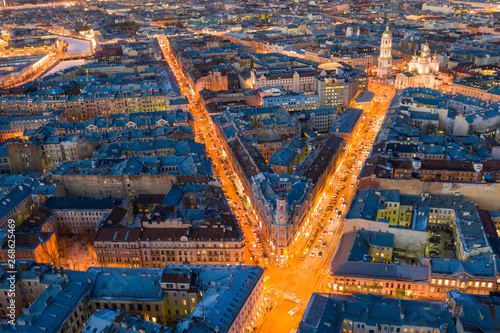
41, 59, 86, 78
60, 36, 92, 54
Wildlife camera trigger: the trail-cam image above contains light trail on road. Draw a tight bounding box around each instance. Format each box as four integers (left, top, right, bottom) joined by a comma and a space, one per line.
158, 34, 396, 333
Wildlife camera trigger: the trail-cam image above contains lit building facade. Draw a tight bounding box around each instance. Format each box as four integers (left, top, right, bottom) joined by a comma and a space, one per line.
395, 43, 441, 90
377, 26, 393, 79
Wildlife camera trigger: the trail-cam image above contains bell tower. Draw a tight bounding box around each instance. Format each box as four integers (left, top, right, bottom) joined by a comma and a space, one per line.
377, 25, 393, 79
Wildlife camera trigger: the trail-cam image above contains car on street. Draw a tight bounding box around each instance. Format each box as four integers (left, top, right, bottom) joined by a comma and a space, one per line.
318, 251, 323, 257
288, 306, 300, 316
310, 252, 316, 258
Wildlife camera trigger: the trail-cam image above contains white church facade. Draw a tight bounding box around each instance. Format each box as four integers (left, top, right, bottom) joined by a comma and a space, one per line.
395, 43, 442, 90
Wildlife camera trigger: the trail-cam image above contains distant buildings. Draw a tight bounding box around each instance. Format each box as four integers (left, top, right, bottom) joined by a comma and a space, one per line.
451, 76, 500, 102
353, 90, 375, 112
1, 38, 180, 121
0, 110, 195, 174
247, 60, 365, 110
251, 68, 319, 94
288, 107, 338, 133
0, 110, 63, 144
315, 66, 367, 109
262, 89, 320, 111
359, 88, 500, 210
0, 54, 52, 89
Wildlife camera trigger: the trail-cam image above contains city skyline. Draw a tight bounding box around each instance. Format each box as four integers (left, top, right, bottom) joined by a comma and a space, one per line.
1, 0, 500, 332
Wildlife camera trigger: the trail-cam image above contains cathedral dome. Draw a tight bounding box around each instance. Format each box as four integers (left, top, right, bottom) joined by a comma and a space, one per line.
421, 43, 430, 58
382, 25, 391, 37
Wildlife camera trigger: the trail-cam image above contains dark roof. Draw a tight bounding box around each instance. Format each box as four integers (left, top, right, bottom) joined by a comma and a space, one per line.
296, 136, 345, 183
17, 206, 53, 232
140, 224, 241, 242
100, 207, 129, 227
161, 272, 191, 284
479, 209, 498, 238
94, 226, 141, 243
45, 196, 123, 210
2, 231, 54, 250
136, 194, 166, 205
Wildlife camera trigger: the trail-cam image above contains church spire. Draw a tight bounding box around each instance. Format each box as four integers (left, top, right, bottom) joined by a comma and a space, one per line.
378, 26, 393, 79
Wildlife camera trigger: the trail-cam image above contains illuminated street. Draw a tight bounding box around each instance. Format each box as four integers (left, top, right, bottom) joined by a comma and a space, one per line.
158, 34, 395, 333
3, 0, 500, 331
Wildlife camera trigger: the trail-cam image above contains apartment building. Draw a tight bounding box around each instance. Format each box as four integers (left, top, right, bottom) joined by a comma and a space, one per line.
299, 293, 456, 333
94, 184, 245, 268
0, 261, 264, 333
0, 90, 171, 122
0, 230, 59, 264
0, 186, 34, 229
251, 68, 320, 93
5, 141, 44, 174
44, 196, 131, 235
289, 107, 338, 133
47, 155, 213, 199
315, 74, 361, 109
329, 108, 364, 142
451, 76, 500, 102
329, 229, 498, 301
